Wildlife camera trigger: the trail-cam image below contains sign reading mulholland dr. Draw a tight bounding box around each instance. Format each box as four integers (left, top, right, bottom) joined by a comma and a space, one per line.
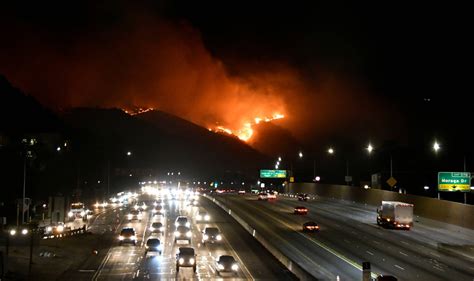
437, 172, 471, 192
260, 169, 287, 178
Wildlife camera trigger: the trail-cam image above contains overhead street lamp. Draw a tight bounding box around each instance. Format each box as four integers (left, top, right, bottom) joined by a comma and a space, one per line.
433, 141, 440, 153
366, 144, 373, 154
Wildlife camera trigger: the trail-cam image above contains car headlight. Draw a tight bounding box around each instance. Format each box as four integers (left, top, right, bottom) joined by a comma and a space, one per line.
145, 245, 149, 249
131, 236, 137, 240
150, 227, 155, 231
189, 258, 195, 265
119, 235, 124, 240
196, 215, 202, 220
185, 222, 190, 227
217, 263, 224, 270
10, 229, 16, 236
57, 225, 64, 232
128, 214, 133, 219
174, 231, 180, 236
152, 209, 157, 213
68, 212, 74, 217
175, 222, 179, 226
134, 206, 139, 210
179, 258, 184, 265
216, 235, 222, 241
159, 227, 165, 232
204, 215, 210, 221
46, 226, 52, 232
21, 229, 28, 235
80, 211, 86, 217
203, 234, 208, 240
186, 231, 192, 238
232, 264, 239, 271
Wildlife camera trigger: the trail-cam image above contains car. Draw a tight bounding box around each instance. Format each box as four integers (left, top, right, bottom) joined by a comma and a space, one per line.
150, 222, 164, 234
127, 210, 142, 222
145, 238, 162, 255
294, 206, 308, 215
152, 206, 164, 216
238, 190, 246, 195
195, 211, 210, 222
257, 193, 268, 200
174, 226, 192, 243
215, 255, 239, 275
176, 247, 197, 272
202, 227, 222, 244
302, 221, 319, 232
267, 192, 277, 200
297, 193, 310, 201
175, 216, 191, 227
119, 227, 137, 245
152, 200, 163, 207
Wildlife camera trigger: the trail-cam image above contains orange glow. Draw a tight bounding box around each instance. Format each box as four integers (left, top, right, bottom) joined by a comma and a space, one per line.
212, 113, 285, 142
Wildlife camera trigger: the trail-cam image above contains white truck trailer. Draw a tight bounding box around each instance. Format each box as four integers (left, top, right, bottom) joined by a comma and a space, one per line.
376, 201, 413, 230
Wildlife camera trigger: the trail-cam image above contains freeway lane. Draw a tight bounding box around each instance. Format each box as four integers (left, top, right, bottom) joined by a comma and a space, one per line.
214, 194, 474, 280
90, 192, 295, 281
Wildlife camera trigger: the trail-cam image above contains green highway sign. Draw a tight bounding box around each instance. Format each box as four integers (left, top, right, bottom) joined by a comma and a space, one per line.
437, 172, 471, 192
260, 169, 287, 178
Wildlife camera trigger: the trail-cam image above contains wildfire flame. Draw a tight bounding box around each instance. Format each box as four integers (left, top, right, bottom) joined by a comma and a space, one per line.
213, 113, 285, 142
122, 107, 284, 142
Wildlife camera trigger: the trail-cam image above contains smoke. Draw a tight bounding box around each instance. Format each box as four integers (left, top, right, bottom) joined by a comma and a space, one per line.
0, 3, 397, 144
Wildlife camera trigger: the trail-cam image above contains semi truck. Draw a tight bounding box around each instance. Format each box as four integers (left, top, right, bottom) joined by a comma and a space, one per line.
376, 201, 413, 230
67, 202, 86, 221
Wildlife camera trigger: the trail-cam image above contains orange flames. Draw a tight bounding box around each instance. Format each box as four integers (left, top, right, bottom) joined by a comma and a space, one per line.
212, 113, 285, 141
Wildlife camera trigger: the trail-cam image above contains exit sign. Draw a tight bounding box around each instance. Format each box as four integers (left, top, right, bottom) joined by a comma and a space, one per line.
438, 172, 471, 192
260, 169, 287, 178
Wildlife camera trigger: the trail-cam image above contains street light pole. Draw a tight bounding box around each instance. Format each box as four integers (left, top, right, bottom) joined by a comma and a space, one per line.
22, 154, 26, 224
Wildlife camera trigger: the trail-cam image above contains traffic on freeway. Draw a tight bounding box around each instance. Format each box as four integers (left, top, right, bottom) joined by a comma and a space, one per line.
76, 187, 296, 281
210, 192, 474, 281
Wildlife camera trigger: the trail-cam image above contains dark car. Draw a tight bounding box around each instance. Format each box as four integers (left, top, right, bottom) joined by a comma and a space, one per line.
176, 247, 197, 272
202, 227, 222, 244
150, 222, 164, 234
127, 210, 142, 222
119, 227, 137, 245
294, 206, 308, 215
215, 255, 239, 275
297, 193, 310, 201
174, 226, 192, 243
145, 238, 162, 255
175, 216, 190, 228
302, 221, 319, 232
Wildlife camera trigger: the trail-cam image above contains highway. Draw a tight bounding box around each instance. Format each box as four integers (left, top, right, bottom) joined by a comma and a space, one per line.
66, 191, 295, 281
211, 193, 474, 281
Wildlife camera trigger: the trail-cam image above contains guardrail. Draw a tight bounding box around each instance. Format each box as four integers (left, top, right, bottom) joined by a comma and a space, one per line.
42, 225, 88, 239
204, 194, 317, 281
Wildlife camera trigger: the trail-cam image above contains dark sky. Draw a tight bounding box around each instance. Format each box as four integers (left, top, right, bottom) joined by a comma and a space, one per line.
0, 1, 471, 148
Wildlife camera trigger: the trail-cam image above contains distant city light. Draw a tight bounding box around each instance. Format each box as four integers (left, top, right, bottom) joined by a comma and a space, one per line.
299, 151, 303, 158
328, 148, 334, 154
127, 151, 132, 156
56, 147, 61, 152
364, 185, 370, 189
278, 157, 282, 162
433, 141, 441, 152
424, 186, 430, 190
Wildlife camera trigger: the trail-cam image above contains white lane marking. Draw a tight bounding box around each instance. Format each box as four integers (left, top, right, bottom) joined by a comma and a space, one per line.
399, 251, 408, 257
394, 265, 405, 271
344, 239, 350, 243
373, 240, 380, 245
208, 264, 215, 274
78, 269, 95, 272
92, 251, 112, 281
433, 266, 445, 272
430, 252, 441, 258
401, 241, 409, 245
366, 251, 374, 256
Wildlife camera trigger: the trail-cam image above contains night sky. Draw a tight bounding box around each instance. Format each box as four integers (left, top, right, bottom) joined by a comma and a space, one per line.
0, 1, 472, 150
